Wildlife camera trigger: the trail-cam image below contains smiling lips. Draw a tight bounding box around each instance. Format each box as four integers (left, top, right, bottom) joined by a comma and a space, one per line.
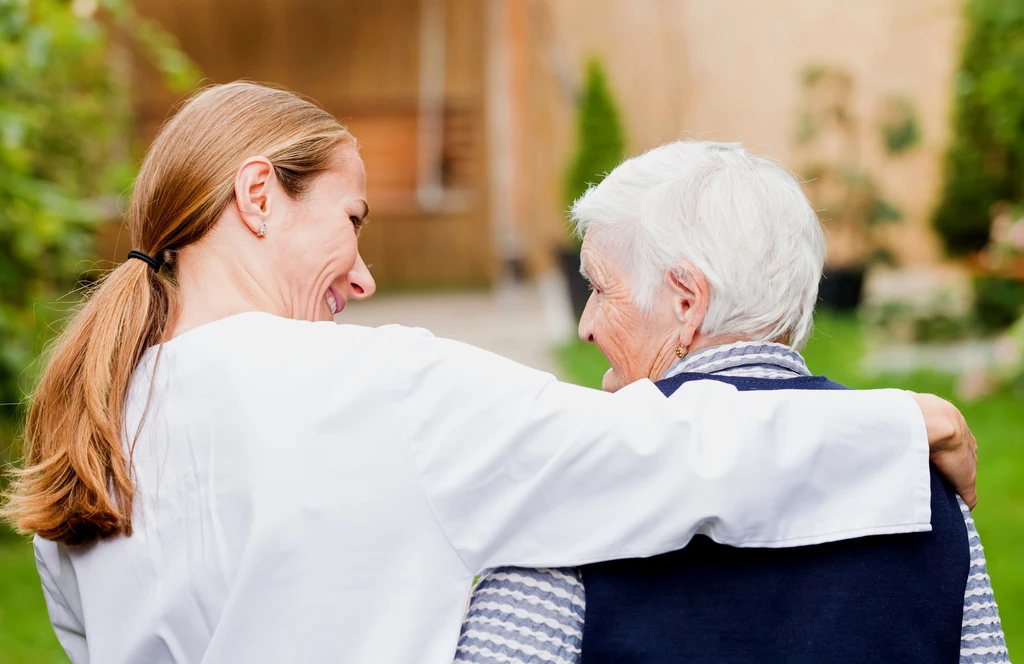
326, 285, 345, 315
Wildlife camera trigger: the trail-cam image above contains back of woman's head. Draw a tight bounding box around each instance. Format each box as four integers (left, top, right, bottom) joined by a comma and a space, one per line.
2, 82, 354, 544
571, 140, 826, 349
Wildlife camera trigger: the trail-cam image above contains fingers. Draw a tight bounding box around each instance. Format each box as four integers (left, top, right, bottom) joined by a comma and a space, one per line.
956, 443, 978, 510
959, 416, 979, 509
959, 455, 978, 510
915, 392, 979, 510
932, 446, 978, 510
912, 393, 957, 451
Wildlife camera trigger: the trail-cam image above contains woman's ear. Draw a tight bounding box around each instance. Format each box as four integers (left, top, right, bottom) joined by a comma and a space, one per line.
667, 261, 710, 347
233, 156, 276, 236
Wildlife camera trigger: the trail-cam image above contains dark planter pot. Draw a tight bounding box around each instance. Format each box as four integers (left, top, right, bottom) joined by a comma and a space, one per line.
559, 248, 591, 321
818, 267, 866, 311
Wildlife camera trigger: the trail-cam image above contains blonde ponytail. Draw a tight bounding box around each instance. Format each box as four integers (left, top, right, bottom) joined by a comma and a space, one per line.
2, 82, 353, 544
5, 259, 172, 543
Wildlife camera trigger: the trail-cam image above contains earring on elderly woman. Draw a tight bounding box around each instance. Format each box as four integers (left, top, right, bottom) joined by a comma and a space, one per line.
675, 344, 687, 359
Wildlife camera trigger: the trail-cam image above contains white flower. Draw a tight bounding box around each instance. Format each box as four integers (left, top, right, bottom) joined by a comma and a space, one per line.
1007, 220, 1024, 251
994, 335, 1022, 368
957, 370, 993, 401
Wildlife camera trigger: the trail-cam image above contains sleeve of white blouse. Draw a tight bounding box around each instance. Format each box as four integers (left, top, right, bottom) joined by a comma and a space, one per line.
392, 328, 931, 574
34, 538, 89, 663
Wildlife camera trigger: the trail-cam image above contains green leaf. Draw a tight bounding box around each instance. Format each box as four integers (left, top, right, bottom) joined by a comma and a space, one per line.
0, 0, 199, 422
880, 95, 921, 155
933, 0, 1024, 254
869, 199, 903, 225
563, 59, 627, 246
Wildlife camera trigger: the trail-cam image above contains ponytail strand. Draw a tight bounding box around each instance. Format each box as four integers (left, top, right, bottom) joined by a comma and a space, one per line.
2, 258, 172, 544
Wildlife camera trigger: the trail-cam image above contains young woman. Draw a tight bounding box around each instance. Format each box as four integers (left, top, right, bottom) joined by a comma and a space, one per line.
3, 83, 976, 663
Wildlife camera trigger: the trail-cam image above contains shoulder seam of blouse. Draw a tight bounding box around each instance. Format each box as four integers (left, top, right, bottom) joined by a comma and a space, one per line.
395, 378, 476, 576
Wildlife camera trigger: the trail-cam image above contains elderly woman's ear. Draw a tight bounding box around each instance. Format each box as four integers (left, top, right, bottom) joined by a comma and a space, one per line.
667, 262, 710, 350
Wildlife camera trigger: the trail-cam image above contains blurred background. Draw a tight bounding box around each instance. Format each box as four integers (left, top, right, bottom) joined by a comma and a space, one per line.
2, 0, 1023, 661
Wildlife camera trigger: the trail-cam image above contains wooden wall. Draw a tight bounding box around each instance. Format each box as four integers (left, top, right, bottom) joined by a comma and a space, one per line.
118, 0, 494, 288
108, 0, 961, 284
519, 0, 965, 270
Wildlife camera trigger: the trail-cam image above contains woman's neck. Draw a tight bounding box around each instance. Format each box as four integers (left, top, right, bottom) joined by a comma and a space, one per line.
653, 334, 754, 381
688, 334, 750, 355
169, 241, 282, 340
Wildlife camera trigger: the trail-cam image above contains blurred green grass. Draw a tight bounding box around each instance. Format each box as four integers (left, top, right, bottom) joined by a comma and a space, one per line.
558, 311, 1024, 658
0, 527, 64, 662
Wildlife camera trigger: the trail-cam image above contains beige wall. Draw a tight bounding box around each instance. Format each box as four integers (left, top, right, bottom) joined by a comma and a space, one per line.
520, 0, 964, 272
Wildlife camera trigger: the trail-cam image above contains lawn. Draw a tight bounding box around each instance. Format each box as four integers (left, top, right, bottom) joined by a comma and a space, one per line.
1, 312, 1020, 661
0, 527, 64, 662
559, 311, 1024, 657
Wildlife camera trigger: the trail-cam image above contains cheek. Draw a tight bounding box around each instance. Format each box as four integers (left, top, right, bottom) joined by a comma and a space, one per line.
296, 212, 358, 272
592, 302, 636, 365
323, 229, 357, 265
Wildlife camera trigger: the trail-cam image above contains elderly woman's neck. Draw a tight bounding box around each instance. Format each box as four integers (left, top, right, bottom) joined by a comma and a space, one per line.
653, 333, 759, 381
687, 334, 755, 357
645, 333, 743, 383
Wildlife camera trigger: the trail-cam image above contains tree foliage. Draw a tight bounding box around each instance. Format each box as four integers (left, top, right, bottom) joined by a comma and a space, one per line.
563, 59, 626, 247
880, 95, 921, 156
0, 0, 197, 424
933, 0, 1024, 255
794, 66, 906, 269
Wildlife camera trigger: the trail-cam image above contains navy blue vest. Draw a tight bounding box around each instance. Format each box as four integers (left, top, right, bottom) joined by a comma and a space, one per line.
580, 372, 968, 664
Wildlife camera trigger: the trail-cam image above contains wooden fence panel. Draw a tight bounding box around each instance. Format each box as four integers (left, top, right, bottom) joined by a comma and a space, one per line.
115, 0, 494, 288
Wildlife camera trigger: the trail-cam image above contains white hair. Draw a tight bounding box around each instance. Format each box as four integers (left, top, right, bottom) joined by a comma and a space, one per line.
571, 140, 825, 349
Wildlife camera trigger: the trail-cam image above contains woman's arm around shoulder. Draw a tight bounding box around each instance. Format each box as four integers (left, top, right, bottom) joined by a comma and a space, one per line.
378, 325, 976, 573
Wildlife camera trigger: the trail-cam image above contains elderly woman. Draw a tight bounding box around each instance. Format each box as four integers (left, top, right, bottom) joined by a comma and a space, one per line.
456, 141, 1006, 664
3, 86, 977, 664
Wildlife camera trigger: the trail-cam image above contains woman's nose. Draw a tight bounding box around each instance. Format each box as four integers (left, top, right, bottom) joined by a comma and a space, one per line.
345, 252, 376, 300
577, 292, 596, 343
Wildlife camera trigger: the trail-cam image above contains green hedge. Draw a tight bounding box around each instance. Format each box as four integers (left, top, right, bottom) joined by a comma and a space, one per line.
974, 276, 1024, 333
934, 0, 1024, 255
0, 1, 196, 428
563, 59, 625, 248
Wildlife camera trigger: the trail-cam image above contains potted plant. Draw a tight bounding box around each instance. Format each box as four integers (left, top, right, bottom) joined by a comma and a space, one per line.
957, 203, 1024, 400
933, 0, 1024, 258
969, 202, 1024, 331
560, 59, 626, 320
794, 67, 911, 310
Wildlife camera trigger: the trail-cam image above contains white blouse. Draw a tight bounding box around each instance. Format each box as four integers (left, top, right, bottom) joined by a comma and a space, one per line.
33, 312, 930, 663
